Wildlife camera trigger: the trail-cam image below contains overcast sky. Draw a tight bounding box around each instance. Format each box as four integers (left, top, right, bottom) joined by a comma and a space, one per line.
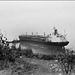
0, 1, 75, 49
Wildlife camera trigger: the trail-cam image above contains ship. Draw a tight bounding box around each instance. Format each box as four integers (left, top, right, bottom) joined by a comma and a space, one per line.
19, 27, 69, 55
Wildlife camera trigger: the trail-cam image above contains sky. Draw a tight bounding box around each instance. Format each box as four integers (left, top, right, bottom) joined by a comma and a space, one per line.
0, 1, 75, 49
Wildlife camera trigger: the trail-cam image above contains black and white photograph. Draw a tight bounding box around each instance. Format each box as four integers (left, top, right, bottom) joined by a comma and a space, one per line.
0, 1, 75, 75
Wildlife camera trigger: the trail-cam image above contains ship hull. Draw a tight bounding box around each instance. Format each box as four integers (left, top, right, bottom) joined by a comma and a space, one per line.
19, 36, 69, 47
20, 41, 65, 55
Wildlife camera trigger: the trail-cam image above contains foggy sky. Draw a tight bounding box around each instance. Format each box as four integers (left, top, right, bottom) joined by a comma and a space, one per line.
0, 1, 75, 49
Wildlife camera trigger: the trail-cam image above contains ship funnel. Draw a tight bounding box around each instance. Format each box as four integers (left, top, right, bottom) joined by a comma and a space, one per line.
53, 27, 58, 35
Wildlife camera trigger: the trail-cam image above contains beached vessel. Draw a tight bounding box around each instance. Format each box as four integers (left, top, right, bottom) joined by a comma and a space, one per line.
19, 27, 69, 46
19, 27, 69, 54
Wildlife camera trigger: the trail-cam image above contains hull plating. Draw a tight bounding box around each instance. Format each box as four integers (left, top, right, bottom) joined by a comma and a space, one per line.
19, 36, 69, 47
20, 41, 65, 55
